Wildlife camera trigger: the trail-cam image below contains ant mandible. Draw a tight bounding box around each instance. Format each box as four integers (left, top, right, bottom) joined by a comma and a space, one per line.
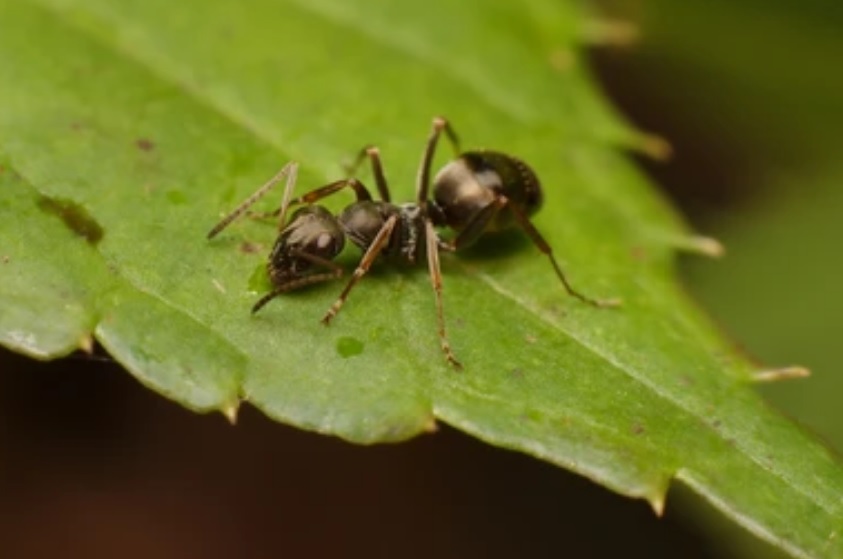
207, 117, 619, 369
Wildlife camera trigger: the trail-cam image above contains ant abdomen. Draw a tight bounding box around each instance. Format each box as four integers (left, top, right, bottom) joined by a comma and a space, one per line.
433, 150, 543, 234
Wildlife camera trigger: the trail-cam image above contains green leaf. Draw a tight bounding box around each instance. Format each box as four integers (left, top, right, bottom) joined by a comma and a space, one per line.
0, 0, 841, 557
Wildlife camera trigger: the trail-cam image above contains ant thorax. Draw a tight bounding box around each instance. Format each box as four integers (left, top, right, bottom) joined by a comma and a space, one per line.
338, 201, 427, 265
394, 203, 426, 264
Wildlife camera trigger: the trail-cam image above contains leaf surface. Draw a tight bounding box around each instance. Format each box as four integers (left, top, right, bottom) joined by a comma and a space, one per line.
0, 0, 841, 556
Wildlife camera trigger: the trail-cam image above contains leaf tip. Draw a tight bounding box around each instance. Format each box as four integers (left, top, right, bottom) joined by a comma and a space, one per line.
78, 333, 94, 354
648, 494, 667, 517
222, 400, 241, 425
690, 235, 726, 258
751, 366, 811, 383
643, 477, 672, 517
669, 235, 726, 258
628, 132, 674, 162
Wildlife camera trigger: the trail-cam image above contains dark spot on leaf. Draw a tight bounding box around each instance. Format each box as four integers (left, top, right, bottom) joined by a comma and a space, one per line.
36, 195, 104, 246
511, 368, 524, 379
547, 303, 565, 318
240, 241, 263, 254
2, 255, 9, 264
630, 245, 648, 261
711, 419, 722, 429
336, 336, 364, 358
678, 374, 695, 387
0, 165, 5, 174
632, 423, 646, 435
136, 138, 155, 151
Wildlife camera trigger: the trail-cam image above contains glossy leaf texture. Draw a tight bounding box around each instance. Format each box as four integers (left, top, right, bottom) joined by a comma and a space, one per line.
0, 1, 841, 557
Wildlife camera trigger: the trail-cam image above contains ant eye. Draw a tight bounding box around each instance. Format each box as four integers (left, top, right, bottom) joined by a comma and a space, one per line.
316, 232, 333, 250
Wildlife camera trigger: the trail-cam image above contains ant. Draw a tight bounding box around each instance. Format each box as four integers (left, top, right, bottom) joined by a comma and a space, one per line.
207, 117, 619, 369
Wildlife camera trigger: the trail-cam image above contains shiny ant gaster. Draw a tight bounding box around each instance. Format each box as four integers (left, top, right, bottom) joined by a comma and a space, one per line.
207, 117, 619, 369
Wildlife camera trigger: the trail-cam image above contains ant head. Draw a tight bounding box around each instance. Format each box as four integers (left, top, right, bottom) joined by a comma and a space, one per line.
268, 206, 345, 283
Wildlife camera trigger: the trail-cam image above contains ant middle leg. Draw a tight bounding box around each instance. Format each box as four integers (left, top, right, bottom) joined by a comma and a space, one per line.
417, 117, 462, 206
321, 214, 399, 325
289, 178, 373, 206
424, 219, 462, 369
270, 178, 375, 233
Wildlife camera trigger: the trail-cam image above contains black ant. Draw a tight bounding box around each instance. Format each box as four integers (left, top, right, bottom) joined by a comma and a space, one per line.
207, 117, 619, 368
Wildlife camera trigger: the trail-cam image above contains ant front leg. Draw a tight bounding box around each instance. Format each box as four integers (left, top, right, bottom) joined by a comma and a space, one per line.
251, 250, 345, 314
207, 161, 298, 239
289, 178, 374, 206
272, 177, 375, 234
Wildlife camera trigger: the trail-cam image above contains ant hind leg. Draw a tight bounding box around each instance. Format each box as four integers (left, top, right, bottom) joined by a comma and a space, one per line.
504, 197, 621, 308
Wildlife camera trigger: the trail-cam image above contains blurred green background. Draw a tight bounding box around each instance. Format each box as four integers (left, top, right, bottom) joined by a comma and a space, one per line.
1, 0, 841, 557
